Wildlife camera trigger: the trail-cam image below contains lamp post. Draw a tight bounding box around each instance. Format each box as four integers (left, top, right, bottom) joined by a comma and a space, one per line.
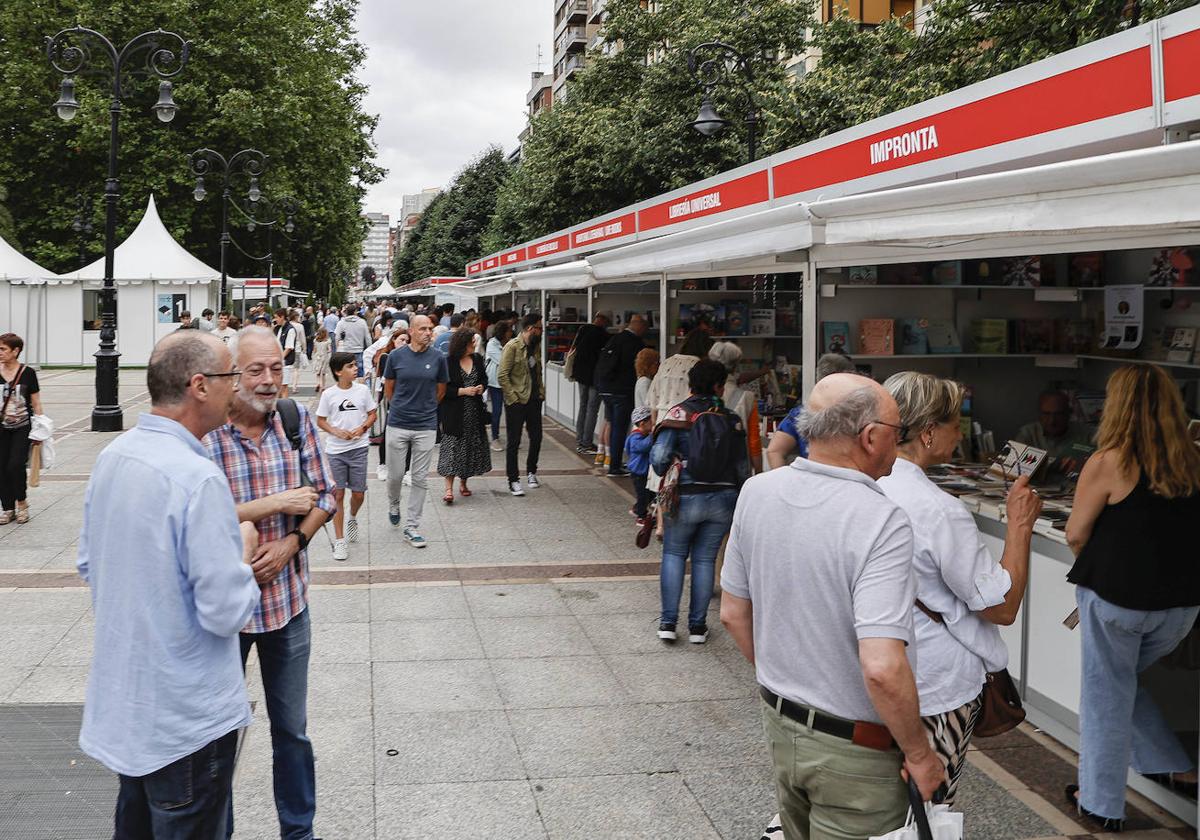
188, 148, 269, 310
687, 41, 760, 163
47, 27, 190, 432
225, 192, 297, 313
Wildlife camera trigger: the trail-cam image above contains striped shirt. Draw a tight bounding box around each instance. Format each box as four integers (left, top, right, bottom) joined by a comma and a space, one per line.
204, 405, 336, 633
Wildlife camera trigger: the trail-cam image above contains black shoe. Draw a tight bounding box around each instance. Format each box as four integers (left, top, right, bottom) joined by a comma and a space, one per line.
657, 623, 677, 643
688, 624, 709, 644
1065, 785, 1124, 832
577, 444, 597, 455
607, 468, 630, 477
1145, 772, 1199, 798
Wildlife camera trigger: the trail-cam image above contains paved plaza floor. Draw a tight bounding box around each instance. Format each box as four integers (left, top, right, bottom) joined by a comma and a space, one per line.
0, 368, 1191, 838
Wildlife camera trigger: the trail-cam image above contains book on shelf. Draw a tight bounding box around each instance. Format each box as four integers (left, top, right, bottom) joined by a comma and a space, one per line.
966, 258, 999, 285
678, 303, 716, 332
1015, 319, 1056, 354
1069, 253, 1103, 287
776, 302, 799, 336
878, 263, 925, 285
1056, 319, 1095, 354
728, 275, 759, 291
821, 321, 852, 355
858, 318, 895, 355
1147, 247, 1199, 287
1168, 327, 1197, 363
930, 261, 963, 286
926, 319, 963, 354
680, 278, 702, 291
750, 309, 774, 336
1001, 256, 1041, 287
970, 319, 1008, 354
845, 265, 878, 285
563, 307, 579, 322
725, 302, 750, 336
898, 318, 929, 354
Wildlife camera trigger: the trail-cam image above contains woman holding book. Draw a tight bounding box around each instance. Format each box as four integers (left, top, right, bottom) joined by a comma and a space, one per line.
1064, 364, 1200, 830
876, 370, 1042, 806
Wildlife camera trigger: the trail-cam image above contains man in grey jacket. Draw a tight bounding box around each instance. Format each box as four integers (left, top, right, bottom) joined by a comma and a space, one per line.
337, 304, 372, 378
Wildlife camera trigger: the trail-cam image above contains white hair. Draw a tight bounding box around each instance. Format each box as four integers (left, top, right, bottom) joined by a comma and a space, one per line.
795, 386, 881, 442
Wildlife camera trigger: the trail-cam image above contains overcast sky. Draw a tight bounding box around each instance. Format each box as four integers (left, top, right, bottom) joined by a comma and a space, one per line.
356, 0, 553, 223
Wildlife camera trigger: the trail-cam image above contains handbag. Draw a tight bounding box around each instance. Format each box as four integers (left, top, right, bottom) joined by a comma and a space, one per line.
915, 599, 1026, 737
869, 779, 962, 840
0, 364, 25, 422
635, 502, 656, 549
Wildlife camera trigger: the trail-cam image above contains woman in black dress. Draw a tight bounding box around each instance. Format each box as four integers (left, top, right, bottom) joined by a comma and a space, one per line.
438, 328, 491, 503
0, 333, 42, 524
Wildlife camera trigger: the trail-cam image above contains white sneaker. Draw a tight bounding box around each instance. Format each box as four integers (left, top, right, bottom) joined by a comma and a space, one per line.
490, 439, 504, 452
376, 464, 387, 481
509, 481, 525, 497
346, 517, 359, 543
403, 471, 412, 487
526, 473, 540, 489
332, 539, 348, 561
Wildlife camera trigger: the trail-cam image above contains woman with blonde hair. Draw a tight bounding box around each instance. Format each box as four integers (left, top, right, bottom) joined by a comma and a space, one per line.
1065, 364, 1200, 830
877, 370, 1041, 805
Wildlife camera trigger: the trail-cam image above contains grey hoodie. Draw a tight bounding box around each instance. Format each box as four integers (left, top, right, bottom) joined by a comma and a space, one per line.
336, 315, 371, 353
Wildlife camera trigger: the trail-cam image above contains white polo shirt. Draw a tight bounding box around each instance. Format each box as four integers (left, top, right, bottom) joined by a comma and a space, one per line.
722, 457, 916, 724
878, 457, 1011, 715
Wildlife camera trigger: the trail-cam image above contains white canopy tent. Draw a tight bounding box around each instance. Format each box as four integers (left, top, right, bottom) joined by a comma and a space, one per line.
366, 278, 398, 297
0, 237, 59, 364
0, 234, 56, 283
508, 260, 594, 291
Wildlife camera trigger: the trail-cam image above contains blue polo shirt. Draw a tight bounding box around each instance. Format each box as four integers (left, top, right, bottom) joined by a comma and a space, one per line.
778, 403, 809, 459
384, 344, 448, 430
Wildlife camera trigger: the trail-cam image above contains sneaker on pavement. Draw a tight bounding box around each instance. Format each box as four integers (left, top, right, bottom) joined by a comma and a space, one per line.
527, 473, 540, 489
376, 464, 387, 481
509, 481, 525, 497
332, 539, 349, 561
607, 468, 630, 478
402, 471, 412, 486
491, 438, 504, 452
657, 623, 677, 643
388, 500, 401, 526
593, 452, 605, 466
688, 624, 709, 644
604, 454, 612, 468
346, 516, 359, 543
403, 528, 427, 548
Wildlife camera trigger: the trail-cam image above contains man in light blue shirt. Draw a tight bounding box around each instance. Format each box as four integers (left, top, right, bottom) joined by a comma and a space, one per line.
78, 330, 260, 839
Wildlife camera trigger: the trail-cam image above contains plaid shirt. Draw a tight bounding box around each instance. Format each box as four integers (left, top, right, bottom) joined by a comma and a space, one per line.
204, 405, 336, 634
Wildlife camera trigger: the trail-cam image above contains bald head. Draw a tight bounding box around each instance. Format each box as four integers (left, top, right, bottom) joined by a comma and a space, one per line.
148, 331, 227, 406
628, 314, 648, 336
800, 373, 900, 480
808, 373, 886, 414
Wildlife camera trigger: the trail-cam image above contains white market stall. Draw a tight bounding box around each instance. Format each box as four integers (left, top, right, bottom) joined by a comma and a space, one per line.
43, 195, 219, 365
365, 277, 398, 298
0, 235, 59, 365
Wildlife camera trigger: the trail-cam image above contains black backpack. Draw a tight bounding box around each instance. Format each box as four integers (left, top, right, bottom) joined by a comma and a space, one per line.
592, 339, 619, 389
686, 405, 746, 484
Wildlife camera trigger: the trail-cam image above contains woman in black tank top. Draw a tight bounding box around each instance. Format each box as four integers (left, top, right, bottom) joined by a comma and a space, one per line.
1063, 365, 1200, 829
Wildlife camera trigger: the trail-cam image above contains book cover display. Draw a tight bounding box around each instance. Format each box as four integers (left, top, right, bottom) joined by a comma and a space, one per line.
725, 302, 750, 336
1002, 257, 1041, 287
971, 319, 1009, 354
750, 309, 774, 335
879, 263, 925, 285
1069, 253, 1103, 287
821, 321, 852, 355
845, 265, 878, 285
898, 318, 929, 354
926, 319, 962, 354
776, 302, 799, 336
1148, 248, 1199, 287
930, 261, 963, 286
858, 319, 895, 355
1015, 319, 1056, 354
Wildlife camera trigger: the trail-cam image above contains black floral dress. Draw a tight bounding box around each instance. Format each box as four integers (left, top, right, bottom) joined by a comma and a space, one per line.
438, 363, 492, 478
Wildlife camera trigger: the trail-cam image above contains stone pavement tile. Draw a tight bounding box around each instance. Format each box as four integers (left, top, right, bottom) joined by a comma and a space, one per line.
41, 545, 82, 570
508, 704, 677, 777
375, 780, 547, 840
526, 538, 618, 562
666, 698, 771, 770
439, 519, 524, 542
373, 710, 524, 784
475, 615, 598, 659
369, 583, 470, 620
578, 611, 712, 655
958, 761, 1057, 840
605, 652, 750, 703
448, 538, 530, 564
0, 666, 32, 700
312, 715, 376, 787
307, 662, 373, 719
683, 766, 778, 840
491, 655, 631, 709
310, 621, 370, 663
464, 583, 572, 618
0, 625, 72, 667
229, 780, 374, 840
533, 772, 722, 840
370, 618, 484, 661
8, 665, 89, 702
41, 620, 94, 666
0, 589, 90, 624
308, 586, 371, 623
557, 579, 662, 616
0, 547, 61, 570
373, 659, 503, 712
372, 539, 453, 566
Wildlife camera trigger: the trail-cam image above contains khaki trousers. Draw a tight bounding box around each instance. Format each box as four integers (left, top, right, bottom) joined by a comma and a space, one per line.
761, 699, 907, 840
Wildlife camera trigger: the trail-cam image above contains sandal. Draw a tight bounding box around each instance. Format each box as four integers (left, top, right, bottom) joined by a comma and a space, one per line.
0, 510, 13, 525
15, 505, 28, 524
459, 483, 472, 497
442, 490, 454, 505
1065, 784, 1124, 832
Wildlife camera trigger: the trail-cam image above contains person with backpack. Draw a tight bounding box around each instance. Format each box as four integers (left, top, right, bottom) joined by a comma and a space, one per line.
272, 308, 299, 399
649, 358, 750, 645
594, 314, 648, 477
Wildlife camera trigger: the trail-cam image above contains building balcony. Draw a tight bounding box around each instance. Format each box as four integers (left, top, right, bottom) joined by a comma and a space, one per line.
555, 26, 587, 56
589, 0, 607, 23
554, 0, 589, 33
554, 53, 586, 82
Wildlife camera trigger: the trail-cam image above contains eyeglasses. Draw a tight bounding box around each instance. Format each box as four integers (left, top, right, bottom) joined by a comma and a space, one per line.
201, 368, 242, 382
859, 420, 910, 444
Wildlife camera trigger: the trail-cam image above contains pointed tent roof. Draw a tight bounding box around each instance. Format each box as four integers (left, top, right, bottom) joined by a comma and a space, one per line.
366, 278, 398, 297
0, 234, 56, 283
57, 195, 220, 284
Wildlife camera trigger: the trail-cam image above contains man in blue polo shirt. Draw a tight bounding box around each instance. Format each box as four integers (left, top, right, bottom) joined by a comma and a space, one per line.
383, 314, 448, 547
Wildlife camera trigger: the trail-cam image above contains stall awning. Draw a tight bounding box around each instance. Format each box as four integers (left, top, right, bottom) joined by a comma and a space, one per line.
507, 260, 594, 291
466, 277, 515, 296
810, 142, 1200, 249
589, 203, 815, 280
0, 235, 56, 284
366, 278, 398, 297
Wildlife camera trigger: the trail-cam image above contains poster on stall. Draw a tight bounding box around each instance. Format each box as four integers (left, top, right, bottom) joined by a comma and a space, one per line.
1101, 285, 1143, 349
157, 293, 187, 324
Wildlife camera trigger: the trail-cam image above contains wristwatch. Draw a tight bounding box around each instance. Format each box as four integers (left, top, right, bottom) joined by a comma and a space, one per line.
287, 528, 310, 550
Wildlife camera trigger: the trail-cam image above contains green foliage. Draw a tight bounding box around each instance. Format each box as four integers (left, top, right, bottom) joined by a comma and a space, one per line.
392, 147, 511, 284
328, 278, 346, 308
0, 0, 382, 293
0, 186, 16, 248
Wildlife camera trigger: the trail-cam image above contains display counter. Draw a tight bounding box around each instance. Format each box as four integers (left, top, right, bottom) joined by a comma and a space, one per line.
544, 361, 579, 430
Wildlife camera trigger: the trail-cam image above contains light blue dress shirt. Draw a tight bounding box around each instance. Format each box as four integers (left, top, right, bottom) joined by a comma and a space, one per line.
77, 413, 260, 777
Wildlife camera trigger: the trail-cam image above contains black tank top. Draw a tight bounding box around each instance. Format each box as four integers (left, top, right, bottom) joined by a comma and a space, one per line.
1068, 475, 1200, 610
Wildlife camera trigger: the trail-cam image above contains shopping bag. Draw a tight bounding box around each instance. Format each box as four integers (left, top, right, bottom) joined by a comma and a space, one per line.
27, 443, 40, 487
869, 781, 962, 840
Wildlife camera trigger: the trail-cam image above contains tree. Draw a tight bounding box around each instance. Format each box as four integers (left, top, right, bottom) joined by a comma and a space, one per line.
392, 147, 511, 284
361, 265, 376, 286
0, 0, 383, 294
0, 186, 16, 249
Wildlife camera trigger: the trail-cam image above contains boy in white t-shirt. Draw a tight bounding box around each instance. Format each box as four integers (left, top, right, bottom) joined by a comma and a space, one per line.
316, 352, 378, 561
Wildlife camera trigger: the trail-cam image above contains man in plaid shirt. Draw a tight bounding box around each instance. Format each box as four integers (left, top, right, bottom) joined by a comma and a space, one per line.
205, 326, 335, 840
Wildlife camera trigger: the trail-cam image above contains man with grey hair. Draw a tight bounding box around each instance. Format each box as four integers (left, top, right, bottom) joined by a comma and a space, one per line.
204, 325, 336, 840
766, 352, 859, 469
721, 373, 945, 838
79, 331, 260, 838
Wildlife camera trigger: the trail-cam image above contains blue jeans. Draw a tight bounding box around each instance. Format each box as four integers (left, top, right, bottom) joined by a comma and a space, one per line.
602, 393, 632, 474
1076, 586, 1199, 819
660, 489, 738, 627
227, 608, 315, 840
115, 730, 238, 839
488, 386, 504, 440
576, 384, 602, 448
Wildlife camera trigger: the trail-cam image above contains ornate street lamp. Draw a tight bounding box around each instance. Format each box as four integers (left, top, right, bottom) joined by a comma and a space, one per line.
188, 148, 269, 309
46, 27, 190, 432
687, 41, 760, 163
225, 192, 298, 315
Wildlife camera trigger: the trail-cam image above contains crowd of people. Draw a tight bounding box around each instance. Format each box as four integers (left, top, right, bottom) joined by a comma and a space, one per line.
0, 289, 1187, 839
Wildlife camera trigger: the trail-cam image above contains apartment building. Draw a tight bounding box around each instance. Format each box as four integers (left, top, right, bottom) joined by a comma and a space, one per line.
401, 188, 440, 219
520, 71, 554, 146
358, 211, 391, 281
552, 0, 601, 102
786, 0, 931, 79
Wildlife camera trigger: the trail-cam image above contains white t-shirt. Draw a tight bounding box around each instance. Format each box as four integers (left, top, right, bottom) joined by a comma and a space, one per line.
877, 457, 1011, 715
213, 327, 237, 345
316, 382, 377, 454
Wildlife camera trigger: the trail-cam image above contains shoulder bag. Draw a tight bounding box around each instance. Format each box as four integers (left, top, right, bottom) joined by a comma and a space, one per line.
0, 364, 26, 425
563, 330, 579, 381
915, 599, 1025, 737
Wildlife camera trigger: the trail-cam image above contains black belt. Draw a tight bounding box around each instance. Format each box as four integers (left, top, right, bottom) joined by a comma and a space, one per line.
759, 686, 896, 752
